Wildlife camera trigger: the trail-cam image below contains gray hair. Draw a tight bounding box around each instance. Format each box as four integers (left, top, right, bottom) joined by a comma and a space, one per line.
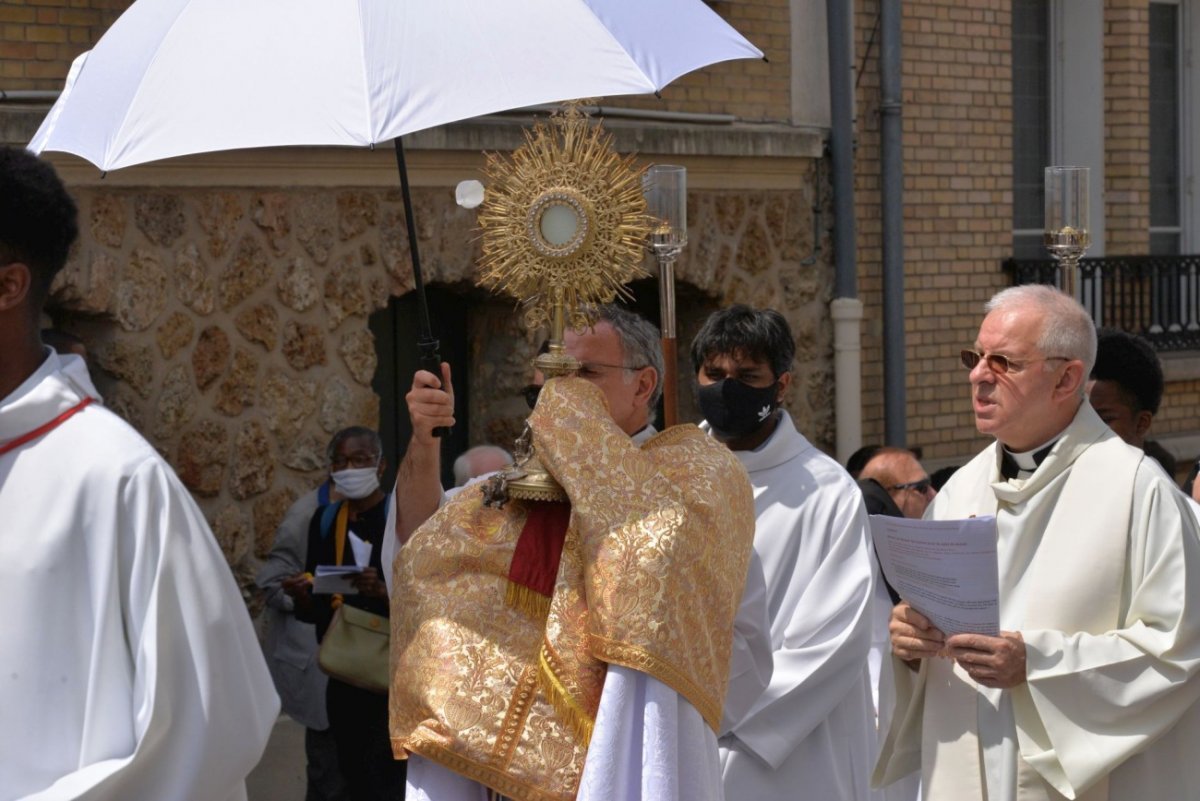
453, 445, 513, 487
594, 304, 665, 412
325, 426, 382, 463
984, 285, 1097, 383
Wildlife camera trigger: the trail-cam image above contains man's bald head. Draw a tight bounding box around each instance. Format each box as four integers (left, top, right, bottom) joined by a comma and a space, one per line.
453, 445, 513, 487
860, 447, 935, 519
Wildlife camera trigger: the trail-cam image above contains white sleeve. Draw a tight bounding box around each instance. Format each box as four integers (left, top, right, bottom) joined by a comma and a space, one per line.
25, 460, 279, 801
720, 548, 772, 734
1017, 469, 1200, 795
731, 496, 876, 769
579, 667, 723, 801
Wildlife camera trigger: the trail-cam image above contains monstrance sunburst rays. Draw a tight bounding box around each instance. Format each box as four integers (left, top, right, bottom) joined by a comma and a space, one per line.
476, 106, 651, 332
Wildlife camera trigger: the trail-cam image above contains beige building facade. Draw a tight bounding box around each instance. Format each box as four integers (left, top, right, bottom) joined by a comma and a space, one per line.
2, 0, 1198, 601
852, 0, 1200, 471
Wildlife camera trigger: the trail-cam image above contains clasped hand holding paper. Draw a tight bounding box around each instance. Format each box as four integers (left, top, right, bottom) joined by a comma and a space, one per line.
313, 530, 373, 595
869, 515, 1000, 637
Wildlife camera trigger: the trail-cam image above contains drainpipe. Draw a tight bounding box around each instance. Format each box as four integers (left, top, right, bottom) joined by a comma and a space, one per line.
827, 0, 863, 464
880, 0, 906, 446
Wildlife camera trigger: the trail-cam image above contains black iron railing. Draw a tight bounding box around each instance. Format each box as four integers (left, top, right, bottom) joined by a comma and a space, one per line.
1004, 255, 1200, 351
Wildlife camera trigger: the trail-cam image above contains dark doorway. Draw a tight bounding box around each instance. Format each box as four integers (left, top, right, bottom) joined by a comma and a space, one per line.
369, 286, 471, 489
625, 277, 720, 426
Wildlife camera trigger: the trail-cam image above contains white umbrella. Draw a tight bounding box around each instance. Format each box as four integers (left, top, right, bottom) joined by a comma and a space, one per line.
29, 0, 761, 437
29, 0, 762, 171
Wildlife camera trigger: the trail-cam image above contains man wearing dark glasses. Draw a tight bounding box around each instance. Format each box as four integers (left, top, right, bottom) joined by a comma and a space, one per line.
859, 447, 937, 520
875, 285, 1200, 801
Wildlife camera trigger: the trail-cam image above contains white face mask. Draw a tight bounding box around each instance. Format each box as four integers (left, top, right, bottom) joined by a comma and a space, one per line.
331, 466, 380, 499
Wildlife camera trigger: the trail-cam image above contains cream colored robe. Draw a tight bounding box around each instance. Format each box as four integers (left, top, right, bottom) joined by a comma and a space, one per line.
874, 402, 1200, 800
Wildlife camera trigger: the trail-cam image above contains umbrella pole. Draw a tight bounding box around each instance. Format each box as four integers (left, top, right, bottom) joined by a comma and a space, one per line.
393, 137, 450, 437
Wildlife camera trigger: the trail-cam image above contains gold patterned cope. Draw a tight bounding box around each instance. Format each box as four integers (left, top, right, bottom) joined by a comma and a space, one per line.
390, 378, 757, 801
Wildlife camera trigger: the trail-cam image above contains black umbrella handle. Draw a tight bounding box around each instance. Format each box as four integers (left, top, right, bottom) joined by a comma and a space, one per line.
417, 336, 451, 439
395, 137, 450, 438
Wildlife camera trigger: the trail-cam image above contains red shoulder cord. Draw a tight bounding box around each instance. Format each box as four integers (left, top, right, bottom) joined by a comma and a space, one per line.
0, 396, 94, 457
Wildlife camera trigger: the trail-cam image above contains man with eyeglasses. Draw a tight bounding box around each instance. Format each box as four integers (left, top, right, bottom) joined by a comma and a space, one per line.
860, 448, 937, 520
874, 285, 1200, 801
382, 304, 771, 801
691, 305, 878, 801
284, 426, 404, 801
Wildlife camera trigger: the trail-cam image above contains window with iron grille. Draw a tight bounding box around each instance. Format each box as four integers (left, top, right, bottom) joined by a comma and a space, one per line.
1012, 0, 1050, 260
1151, 2, 1182, 255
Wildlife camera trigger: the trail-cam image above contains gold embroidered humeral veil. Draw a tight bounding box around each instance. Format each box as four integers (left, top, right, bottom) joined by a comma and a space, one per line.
389, 378, 756, 801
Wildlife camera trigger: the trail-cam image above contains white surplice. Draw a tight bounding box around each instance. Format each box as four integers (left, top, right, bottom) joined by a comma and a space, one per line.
714, 412, 879, 801
388, 424, 772, 801
874, 402, 1200, 801
0, 351, 280, 801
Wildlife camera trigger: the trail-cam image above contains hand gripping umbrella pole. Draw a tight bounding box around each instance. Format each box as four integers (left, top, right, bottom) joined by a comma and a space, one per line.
393, 137, 450, 438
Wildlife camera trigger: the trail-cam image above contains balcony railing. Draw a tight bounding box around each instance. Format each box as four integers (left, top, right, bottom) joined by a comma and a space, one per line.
1004, 254, 1200, 351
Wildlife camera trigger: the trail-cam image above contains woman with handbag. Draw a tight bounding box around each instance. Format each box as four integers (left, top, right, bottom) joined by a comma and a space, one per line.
284, 426, 405, 801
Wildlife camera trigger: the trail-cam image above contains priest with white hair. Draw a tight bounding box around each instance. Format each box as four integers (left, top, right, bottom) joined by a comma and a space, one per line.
874, 285, 1200, 800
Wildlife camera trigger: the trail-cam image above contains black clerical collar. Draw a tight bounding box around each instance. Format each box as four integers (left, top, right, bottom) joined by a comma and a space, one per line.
1000, 441, 1056, 480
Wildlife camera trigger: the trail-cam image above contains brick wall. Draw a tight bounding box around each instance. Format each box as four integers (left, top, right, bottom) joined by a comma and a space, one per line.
0, 0, 792, 123
855, 0, 1015, 461
1103, 0, 1151, 255
0, 1, 123, 85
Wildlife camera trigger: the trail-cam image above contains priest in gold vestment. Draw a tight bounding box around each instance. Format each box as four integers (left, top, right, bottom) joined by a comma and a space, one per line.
388, 369, 760, 801
874, 285, 1200, 801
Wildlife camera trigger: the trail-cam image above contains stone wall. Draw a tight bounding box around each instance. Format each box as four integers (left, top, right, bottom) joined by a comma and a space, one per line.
47, 167, 833, 600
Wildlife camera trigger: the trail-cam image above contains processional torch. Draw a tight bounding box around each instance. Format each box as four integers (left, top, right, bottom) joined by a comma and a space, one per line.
643, 165, 687, 428
1043, 166, 1090, 301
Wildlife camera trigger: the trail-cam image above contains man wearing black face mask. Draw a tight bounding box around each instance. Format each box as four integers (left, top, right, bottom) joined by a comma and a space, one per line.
693, 305, 878, 801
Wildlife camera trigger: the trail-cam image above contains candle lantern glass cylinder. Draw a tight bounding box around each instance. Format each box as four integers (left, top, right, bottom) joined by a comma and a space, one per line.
644, 164, 687, 257
1044, 166, 1090, 250
1043, 166, 1091, 299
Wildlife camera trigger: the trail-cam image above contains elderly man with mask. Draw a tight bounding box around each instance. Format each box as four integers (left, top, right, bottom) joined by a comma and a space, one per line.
692, 305, 878, 801
285, 426, 403, 801
874, 285, 1200, 801
382, 304, 771, 801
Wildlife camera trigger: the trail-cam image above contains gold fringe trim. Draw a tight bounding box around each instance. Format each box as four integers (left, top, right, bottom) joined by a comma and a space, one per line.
537, 645, 595, 747
505, 580, 552, 622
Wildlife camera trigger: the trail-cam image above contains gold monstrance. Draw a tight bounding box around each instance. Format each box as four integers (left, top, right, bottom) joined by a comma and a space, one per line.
475, 105, 651, 504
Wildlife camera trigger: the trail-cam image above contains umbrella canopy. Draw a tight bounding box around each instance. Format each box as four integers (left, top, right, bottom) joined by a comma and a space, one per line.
29, 0, 762, 171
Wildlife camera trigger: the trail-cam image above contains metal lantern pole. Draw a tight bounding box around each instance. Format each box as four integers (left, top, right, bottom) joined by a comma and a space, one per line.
643, 165, 687, 428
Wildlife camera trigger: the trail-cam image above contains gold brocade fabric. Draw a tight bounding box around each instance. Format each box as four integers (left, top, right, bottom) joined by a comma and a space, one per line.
390, 378, 756, 801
